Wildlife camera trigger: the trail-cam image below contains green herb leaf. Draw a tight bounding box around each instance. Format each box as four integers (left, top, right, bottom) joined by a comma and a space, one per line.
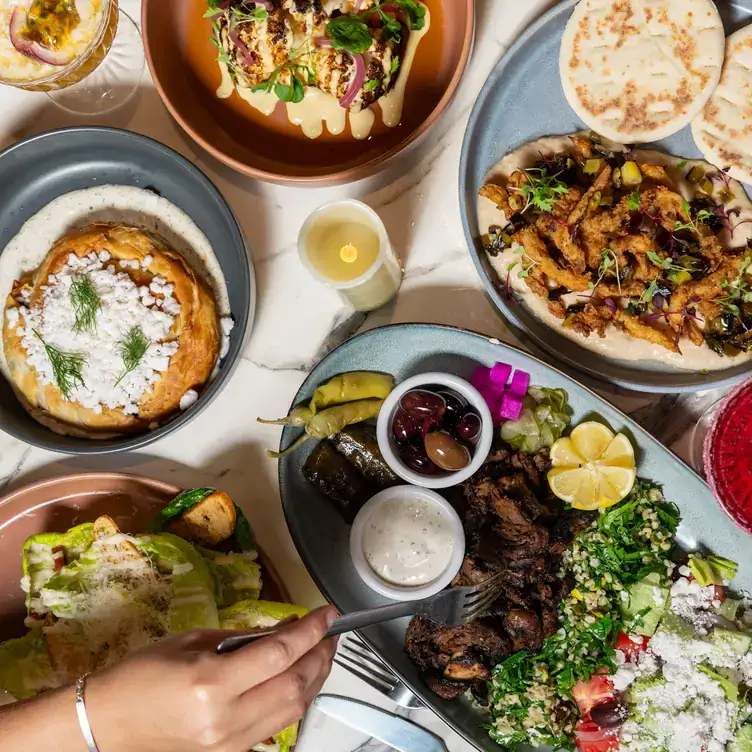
516, 168, 569, 214
363, 78, 379, 92
626, 190, 641, 211
678, 160, 688, 168
69, 274, 101, 334
115, 326, 150, 387
33, 330, 86, 399
395, 0, 426, 29
390, 55, 400, 75
326, 14, 373, 55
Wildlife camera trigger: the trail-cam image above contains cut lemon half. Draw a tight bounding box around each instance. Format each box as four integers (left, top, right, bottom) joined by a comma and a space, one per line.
548, 421, 636, 510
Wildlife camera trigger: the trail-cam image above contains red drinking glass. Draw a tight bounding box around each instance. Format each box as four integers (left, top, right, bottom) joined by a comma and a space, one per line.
704, 379, 752, 534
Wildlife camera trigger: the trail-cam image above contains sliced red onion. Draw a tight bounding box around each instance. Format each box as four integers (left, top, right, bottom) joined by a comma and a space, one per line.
339, 53, 365, 109
9, 6, 75, 66
604, 298, 618, 314
354, 0, 363, 11
315, 37, 333, 47
220, 0, 232, 9
229, 27, 258, 66
507, 369, 530, 398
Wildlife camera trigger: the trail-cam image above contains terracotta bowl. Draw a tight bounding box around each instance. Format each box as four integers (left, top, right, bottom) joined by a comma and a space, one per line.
142, 0, 474, 185
0, 473, 288, 641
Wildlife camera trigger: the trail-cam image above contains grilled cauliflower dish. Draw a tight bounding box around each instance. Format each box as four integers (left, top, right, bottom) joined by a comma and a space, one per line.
207, 0, 429, 138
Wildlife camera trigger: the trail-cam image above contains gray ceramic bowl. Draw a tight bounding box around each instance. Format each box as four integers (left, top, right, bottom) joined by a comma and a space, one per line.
0, 127, 254, 455
460, 0, 752, 393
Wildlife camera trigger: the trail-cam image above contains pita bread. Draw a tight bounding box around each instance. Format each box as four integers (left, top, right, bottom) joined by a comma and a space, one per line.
691, 24, 752, 185
560, 0, 725, 143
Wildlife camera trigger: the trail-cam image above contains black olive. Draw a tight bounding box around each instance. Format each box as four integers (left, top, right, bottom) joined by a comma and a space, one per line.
590, 702, 628, 729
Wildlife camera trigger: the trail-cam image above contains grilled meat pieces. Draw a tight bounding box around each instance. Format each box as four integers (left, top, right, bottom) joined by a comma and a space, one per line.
406, 448, 596, 701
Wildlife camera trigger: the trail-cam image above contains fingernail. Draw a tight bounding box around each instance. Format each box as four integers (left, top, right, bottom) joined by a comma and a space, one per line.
325, 607, 338, 628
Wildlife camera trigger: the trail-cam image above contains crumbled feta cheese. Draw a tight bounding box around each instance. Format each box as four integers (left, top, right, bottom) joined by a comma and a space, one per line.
19, 254, 179, 414
669, 577, 715, 626
179, 389, 199, 411
142, 255, 153, 267
5, 307, 19, 329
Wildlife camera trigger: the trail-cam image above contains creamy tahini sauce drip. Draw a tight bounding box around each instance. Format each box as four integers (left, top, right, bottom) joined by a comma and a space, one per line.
0, 185, 232, 381
215, 4, 430, 141
477, 135, 752, 372
363, 497, 454, 587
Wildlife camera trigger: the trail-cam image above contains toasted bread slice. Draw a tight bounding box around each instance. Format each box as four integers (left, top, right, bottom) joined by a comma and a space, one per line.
93, 515, 148, 565
168, 491, 236, 547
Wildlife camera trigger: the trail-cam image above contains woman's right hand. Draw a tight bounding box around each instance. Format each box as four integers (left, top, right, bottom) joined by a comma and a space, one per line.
82, 605, 338, 752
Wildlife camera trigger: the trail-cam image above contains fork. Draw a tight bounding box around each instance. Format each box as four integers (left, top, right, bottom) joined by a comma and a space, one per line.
334, 634, 424, 709
216, 572, 505, 655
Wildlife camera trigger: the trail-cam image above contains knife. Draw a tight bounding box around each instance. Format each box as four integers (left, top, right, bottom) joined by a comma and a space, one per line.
314, 695, 447, 752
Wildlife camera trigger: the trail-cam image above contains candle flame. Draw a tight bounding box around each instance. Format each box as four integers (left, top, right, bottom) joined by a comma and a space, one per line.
340, 243, 359, 263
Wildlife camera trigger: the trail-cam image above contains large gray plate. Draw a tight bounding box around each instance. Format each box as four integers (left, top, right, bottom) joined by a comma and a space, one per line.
460, 0, 752, 393
279, 324, 752, 752
0, 127, 254, 455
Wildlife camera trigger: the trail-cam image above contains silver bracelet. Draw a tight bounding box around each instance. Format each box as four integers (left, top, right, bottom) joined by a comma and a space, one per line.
75, 675, 100, 752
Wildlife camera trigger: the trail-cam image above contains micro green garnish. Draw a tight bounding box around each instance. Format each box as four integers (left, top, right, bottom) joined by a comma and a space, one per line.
362, 0, 426, 43
626, 189, 641, 211
69, 274, 101, 334
203, 4, 268, 23
33, 330, 86, 399
588, 247, 621, 296
646, 250, 688, 277
252, 45, 315, 103
506, 245, 538, 279
714, 254, 752, 317
639, 277, 662, 306
674, 198, 713, 234
326, 14, 373, 54
677, 160, 688, 168
390, 55, 400, 75
363, 79, 379, 93
514, 168, 569, 214
115, 326, 150, 387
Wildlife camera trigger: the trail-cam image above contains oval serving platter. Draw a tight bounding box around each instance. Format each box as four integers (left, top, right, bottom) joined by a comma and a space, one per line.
0, 127, 254, 455
460, 0, 752, 394
279, 323, 751, 752
0, 472, 287, 642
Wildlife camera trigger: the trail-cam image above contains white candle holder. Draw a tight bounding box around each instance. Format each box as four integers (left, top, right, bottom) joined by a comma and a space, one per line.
298, 199, 403, 312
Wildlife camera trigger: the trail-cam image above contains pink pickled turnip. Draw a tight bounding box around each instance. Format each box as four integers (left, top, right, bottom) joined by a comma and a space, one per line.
499, 393, 523, 421
489, 362, 512, 392
472, 367, 491, 391
508, 369, 530, 398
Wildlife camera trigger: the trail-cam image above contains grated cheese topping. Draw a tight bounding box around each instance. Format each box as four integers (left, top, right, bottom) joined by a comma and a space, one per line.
12, 251, 179, 414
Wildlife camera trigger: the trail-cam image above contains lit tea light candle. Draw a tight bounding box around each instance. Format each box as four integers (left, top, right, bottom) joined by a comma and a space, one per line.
298, 200, 403, 312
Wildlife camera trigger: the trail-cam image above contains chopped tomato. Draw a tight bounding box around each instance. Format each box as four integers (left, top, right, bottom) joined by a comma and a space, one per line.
615, 632, 650, 661
572, 673, 615, 719
52, 545, 65, 572
710, 585, 726, 603
575, 721, 620, 752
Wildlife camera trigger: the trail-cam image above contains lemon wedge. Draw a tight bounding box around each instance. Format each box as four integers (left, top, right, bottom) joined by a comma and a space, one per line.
548, 421, 636, 510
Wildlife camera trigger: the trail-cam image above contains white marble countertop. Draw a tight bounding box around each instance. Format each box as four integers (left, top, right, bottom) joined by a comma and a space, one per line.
0, 1, 730, 750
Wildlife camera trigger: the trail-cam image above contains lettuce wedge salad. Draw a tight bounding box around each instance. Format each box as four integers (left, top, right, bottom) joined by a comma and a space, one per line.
0, 488, 302, 752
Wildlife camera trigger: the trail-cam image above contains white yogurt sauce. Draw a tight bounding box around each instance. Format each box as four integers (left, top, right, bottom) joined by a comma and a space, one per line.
477, 135, 752, 372
0, 185, 233, 382
363, 497, 453, 587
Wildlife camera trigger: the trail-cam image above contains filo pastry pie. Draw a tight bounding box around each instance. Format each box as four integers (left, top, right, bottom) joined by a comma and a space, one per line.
2, 222, 221, 438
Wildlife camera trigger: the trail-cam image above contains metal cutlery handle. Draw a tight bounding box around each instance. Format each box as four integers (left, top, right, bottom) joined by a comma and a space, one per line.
216, 601, 418, 655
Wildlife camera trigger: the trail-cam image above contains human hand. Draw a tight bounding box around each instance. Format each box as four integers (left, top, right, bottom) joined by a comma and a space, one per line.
83, 605, 338, 752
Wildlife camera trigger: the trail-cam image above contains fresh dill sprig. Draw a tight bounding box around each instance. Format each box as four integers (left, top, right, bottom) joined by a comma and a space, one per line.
69, 274, 101, 333
33, 330, 86, 399
115, 326, 150, 387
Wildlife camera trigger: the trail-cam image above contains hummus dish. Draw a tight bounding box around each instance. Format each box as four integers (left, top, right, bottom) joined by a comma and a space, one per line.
478, 134, 752, 372
208, 0, 430, 140
0, 186, 235, 438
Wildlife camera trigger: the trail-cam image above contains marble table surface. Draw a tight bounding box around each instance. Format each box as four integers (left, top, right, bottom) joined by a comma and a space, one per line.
0, 1, 730, 750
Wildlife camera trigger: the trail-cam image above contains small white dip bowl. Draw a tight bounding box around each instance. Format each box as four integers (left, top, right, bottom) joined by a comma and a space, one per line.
350, 485, 466, 601
376, 372, 493, 489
